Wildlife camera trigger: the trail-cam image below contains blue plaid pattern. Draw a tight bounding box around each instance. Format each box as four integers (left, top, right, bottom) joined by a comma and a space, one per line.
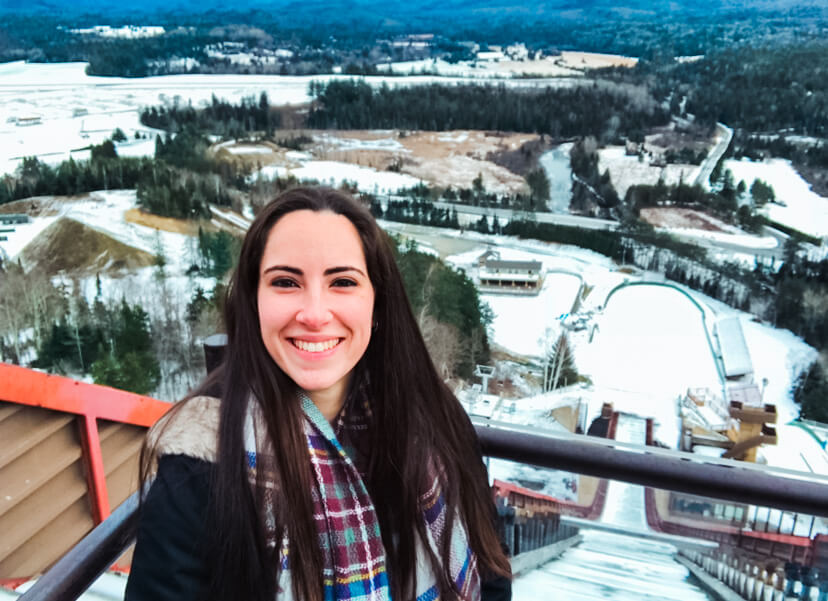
246, 393, 480, 600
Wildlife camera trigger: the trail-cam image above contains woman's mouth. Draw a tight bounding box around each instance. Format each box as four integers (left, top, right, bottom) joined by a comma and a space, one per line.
291, 338, 342, 353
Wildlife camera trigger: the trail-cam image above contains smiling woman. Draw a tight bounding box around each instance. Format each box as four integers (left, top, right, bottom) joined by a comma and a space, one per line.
126, 187, 512, 601
257, 210, 375, 421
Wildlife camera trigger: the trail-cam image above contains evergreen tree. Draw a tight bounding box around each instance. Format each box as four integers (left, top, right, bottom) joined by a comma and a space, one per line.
526, 168, 550, 206
793, 358, 828, 423
90, 300, 160, 395
543, 332, 579, 391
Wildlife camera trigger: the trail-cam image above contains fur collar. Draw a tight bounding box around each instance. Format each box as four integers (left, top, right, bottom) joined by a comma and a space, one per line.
148, 395, 221, 462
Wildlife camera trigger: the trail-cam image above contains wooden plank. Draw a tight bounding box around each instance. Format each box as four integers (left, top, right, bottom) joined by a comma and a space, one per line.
0, 422, 82, 519
0, 406, 74, 466
0, 496, 95, 579
0, 460, 88, 564
0, 402, 23, 423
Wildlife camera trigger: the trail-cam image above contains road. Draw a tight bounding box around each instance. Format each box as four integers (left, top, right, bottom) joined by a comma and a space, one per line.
426, 200, 784, 260
430, 200, 619, 231
694, 123, 733, 190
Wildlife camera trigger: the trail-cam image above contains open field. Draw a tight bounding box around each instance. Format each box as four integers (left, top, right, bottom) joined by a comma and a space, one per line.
238, 129, 538, 194
639, 208, 742, 233
0, 60, 578, 178
383, 50, 637, 78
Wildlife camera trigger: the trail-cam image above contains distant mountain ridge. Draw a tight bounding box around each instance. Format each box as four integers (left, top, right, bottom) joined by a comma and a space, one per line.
1, 0, 822, 20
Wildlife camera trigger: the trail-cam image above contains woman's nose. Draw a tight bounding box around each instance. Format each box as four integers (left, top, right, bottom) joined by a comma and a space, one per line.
295, 289, 332, 328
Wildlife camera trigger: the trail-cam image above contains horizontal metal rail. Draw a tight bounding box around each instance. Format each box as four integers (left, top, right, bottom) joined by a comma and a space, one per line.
18, 492, 139, 601
17, 421, 828, 601
475, 418, 828, 518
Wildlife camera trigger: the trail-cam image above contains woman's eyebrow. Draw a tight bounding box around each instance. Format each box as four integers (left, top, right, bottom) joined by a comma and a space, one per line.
262, 265, 366, 277
324, 266, 367, 277
263, 265, 302, 275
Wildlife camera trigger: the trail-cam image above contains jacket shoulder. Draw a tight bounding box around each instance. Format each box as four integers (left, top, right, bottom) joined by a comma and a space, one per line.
148, 395, 221, 462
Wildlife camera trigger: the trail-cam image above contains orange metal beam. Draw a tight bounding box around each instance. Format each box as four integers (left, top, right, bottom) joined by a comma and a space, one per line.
0, 363, 171, 426
0, 363, 172, 532
78, 415, 111, 523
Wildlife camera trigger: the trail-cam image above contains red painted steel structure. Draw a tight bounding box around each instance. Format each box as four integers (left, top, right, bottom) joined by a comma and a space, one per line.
0, 362, 172, 580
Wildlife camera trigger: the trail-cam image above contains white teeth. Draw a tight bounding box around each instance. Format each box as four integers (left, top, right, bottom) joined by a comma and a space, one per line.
294, 339, 339, 353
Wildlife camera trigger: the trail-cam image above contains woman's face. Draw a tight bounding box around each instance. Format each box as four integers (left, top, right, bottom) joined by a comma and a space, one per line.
257, 210, 375, 413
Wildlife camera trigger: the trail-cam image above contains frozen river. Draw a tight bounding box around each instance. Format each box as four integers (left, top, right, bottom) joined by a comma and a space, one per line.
539, 144, 573, 214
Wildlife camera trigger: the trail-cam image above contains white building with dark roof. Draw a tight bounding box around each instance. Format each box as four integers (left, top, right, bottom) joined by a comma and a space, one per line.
478, 258, 543, 294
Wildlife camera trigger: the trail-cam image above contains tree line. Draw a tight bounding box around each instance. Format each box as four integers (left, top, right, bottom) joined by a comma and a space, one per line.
307, 80, 670, 143
140, 93, 280, 138
0, 151, 154, 206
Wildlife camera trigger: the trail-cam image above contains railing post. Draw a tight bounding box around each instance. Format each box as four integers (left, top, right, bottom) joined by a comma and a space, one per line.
203, 333, 228, 374
785, 562, 801, 597
77, 415, 110, 524
800, 566, 816, 600
816, 579, 828, 601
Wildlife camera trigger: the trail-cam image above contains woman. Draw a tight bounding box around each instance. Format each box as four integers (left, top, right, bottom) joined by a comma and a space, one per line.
126, 187, 512, 601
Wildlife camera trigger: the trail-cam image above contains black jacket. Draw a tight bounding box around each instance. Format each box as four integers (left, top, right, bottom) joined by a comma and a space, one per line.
126, 454, 511, 601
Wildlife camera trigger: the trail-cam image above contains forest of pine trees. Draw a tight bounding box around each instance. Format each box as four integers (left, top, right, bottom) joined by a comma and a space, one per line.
307, 80, 669, 142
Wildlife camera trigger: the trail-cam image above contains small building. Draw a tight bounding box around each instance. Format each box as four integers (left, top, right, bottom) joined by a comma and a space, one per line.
16, 116, 42, 127
0, 214, 30, 225
479, 258, 543, 294
476, 50, 505, 62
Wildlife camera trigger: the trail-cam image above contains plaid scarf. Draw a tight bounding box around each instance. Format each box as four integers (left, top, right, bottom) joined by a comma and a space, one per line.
244, 392, 480, 601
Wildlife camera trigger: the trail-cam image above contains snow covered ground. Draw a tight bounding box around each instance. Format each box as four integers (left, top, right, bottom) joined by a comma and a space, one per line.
381, 51, 637, 79
0, 60, 578, 177
447, 245, 583, 358
598, 145, 702, 199
515, 531, 712, 601
439, 227, 820, 473
256, 159, 422, 194
478, 271, 581, 359
725, 158, 828, 238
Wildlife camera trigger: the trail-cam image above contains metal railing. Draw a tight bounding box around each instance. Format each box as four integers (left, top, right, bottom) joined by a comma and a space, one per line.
17, 419, 828, 601
12, 338, 828, 600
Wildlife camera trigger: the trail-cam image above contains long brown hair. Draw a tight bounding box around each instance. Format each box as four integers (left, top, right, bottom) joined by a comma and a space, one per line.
145, 187, 510, 600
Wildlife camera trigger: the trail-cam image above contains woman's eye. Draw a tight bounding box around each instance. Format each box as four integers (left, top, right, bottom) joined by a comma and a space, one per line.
332, 278, 357, 287
271, 278, 298, 288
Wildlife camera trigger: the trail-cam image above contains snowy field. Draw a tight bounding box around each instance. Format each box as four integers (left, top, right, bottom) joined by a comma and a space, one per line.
256, 160, 423, 194
577, 285, 722, 446
446, 245, 584, 358
598, 145, 702, 199
0, 60, 577, 177
381, 51, 637, 79
725, 158, 828, 238
436, 226, 820, 472
479, 271, 581, 359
